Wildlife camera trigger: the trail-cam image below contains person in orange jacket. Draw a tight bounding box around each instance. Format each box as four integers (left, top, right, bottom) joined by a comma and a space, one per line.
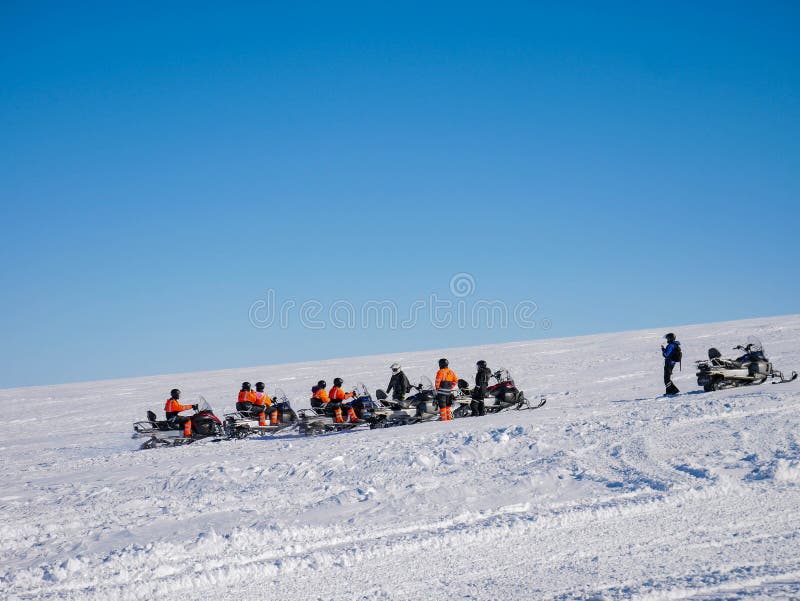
253, 381, 279, 426
237, 381, 269, 425
329, 377, 359, 423
236, 382, 258, 412
164, 388, 196, 437
311, 380, 329, 408
435, 358, 458, 421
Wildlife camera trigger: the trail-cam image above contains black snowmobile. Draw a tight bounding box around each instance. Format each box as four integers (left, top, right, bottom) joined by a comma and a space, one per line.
132, 397, 224, 449
372, 376, 441, 428
297, 383, 378, 435
452, 368, 546, 417
223, 387, 299, 439
696, 336, 797, 392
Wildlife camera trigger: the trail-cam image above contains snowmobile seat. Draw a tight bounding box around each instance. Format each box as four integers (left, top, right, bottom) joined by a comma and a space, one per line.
708, 348, 722, 360
147, 410, 158, 424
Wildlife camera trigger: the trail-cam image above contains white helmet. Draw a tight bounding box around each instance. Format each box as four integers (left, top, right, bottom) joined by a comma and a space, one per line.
390, 362, 401, 373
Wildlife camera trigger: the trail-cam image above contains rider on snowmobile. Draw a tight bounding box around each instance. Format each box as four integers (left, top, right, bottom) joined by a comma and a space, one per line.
471, 360, 491, 417
435, 359, 458, 421
311, 380, 329, 408
236, 382, 260, 415
164, 388, 196, 437
253, 381, 279, 425
386, 363, 411, 402
661, 333, 681, 395
329, 377, 358, 423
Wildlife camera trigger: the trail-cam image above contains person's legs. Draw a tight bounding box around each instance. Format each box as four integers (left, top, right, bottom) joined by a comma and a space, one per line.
664, 362, 679, 394
437, 395, 448, 421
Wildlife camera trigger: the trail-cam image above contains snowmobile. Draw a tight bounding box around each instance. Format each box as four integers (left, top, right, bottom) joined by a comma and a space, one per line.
452, 368, 546, 417
132, 397, 224, 449
223, 387, 299, 439
696, 336, 797, 392
297, 383, 378, 435
372, 376, 442, 428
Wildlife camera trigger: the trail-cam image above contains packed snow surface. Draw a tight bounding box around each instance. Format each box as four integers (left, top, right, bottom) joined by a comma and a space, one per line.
2, 315, 800, 600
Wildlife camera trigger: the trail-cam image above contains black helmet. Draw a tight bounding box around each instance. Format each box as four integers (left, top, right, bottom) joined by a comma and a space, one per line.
708, 347, 722, 360
477, 360, 487, 368
439, 358, 449, 369
333, 377, 343, 387
241, 381, 251, 391
665, 333, 676, 343
255, 381, 265, 391
170, 388, 181, 399
317, 379, 327, 389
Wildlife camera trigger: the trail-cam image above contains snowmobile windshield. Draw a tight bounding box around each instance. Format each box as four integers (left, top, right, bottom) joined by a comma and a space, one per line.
354, 382, 371, 399
493, 368, 514, 384
746, 336, 764, 354
416, 376, 434, 391
196, 396, 212, 412
273, 388, 289, 404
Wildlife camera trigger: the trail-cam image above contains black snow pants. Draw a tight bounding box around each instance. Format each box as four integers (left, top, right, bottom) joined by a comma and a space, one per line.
664, 362, 679, 395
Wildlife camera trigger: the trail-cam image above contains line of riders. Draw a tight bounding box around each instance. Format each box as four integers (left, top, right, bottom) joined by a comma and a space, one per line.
139, 334, 794, 447
161, 358, 498, 438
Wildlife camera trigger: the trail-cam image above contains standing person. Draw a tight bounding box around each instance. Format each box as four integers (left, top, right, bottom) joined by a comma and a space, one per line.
471, 360, 492, 417
386, 363, 411, 403
329, 377, 358, 423
435, 358, 458, 421
164, 388, 196, 437
661, 333, 682, 395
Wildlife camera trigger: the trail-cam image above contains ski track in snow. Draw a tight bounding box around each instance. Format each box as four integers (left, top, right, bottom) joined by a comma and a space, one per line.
1, 315, 800, 600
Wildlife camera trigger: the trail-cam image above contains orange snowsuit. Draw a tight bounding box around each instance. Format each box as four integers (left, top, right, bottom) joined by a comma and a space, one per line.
312, 387, 330, 403
238, 390, 257, 404
435, 368, 458, 421
329, 386, 354, 402
165, 397, 194, 436
165, 398, 193, 414
435, 368, 458, 389
329, 386, 358, 423
253, 391, 272, 406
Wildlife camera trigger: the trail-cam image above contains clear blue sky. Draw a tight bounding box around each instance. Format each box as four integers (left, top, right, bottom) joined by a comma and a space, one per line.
1, 1, 798, 388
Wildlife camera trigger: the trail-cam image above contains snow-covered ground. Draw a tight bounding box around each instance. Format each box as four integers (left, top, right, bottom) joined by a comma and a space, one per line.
2, 315, 800, 600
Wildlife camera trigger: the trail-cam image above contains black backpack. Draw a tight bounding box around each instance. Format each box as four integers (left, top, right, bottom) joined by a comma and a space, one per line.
670, 344, 682, 365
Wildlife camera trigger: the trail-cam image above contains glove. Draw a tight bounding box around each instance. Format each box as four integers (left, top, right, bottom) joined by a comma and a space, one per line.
192, 404, 199, 410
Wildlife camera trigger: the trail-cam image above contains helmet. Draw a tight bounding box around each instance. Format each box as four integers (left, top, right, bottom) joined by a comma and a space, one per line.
317, 380, 327, 389
170, 388, 181, 399
477, 360, 487, 368
333, 377, 343, 387
241, 381, 251, 391
390, 363, 401, 373
438, 358, 449, 369
255, 381, 265, 391
665, 333, 676, 343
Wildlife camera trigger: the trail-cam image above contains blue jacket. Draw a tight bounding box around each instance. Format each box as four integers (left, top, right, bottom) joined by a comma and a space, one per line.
662, 341, 681, 364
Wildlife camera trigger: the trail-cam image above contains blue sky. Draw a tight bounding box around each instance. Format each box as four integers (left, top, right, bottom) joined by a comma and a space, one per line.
1, 1, 798, 388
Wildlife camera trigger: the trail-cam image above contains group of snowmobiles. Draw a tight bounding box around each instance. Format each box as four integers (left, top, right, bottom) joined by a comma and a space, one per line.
132, 335, 797, 450
132, 364, 545, 449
